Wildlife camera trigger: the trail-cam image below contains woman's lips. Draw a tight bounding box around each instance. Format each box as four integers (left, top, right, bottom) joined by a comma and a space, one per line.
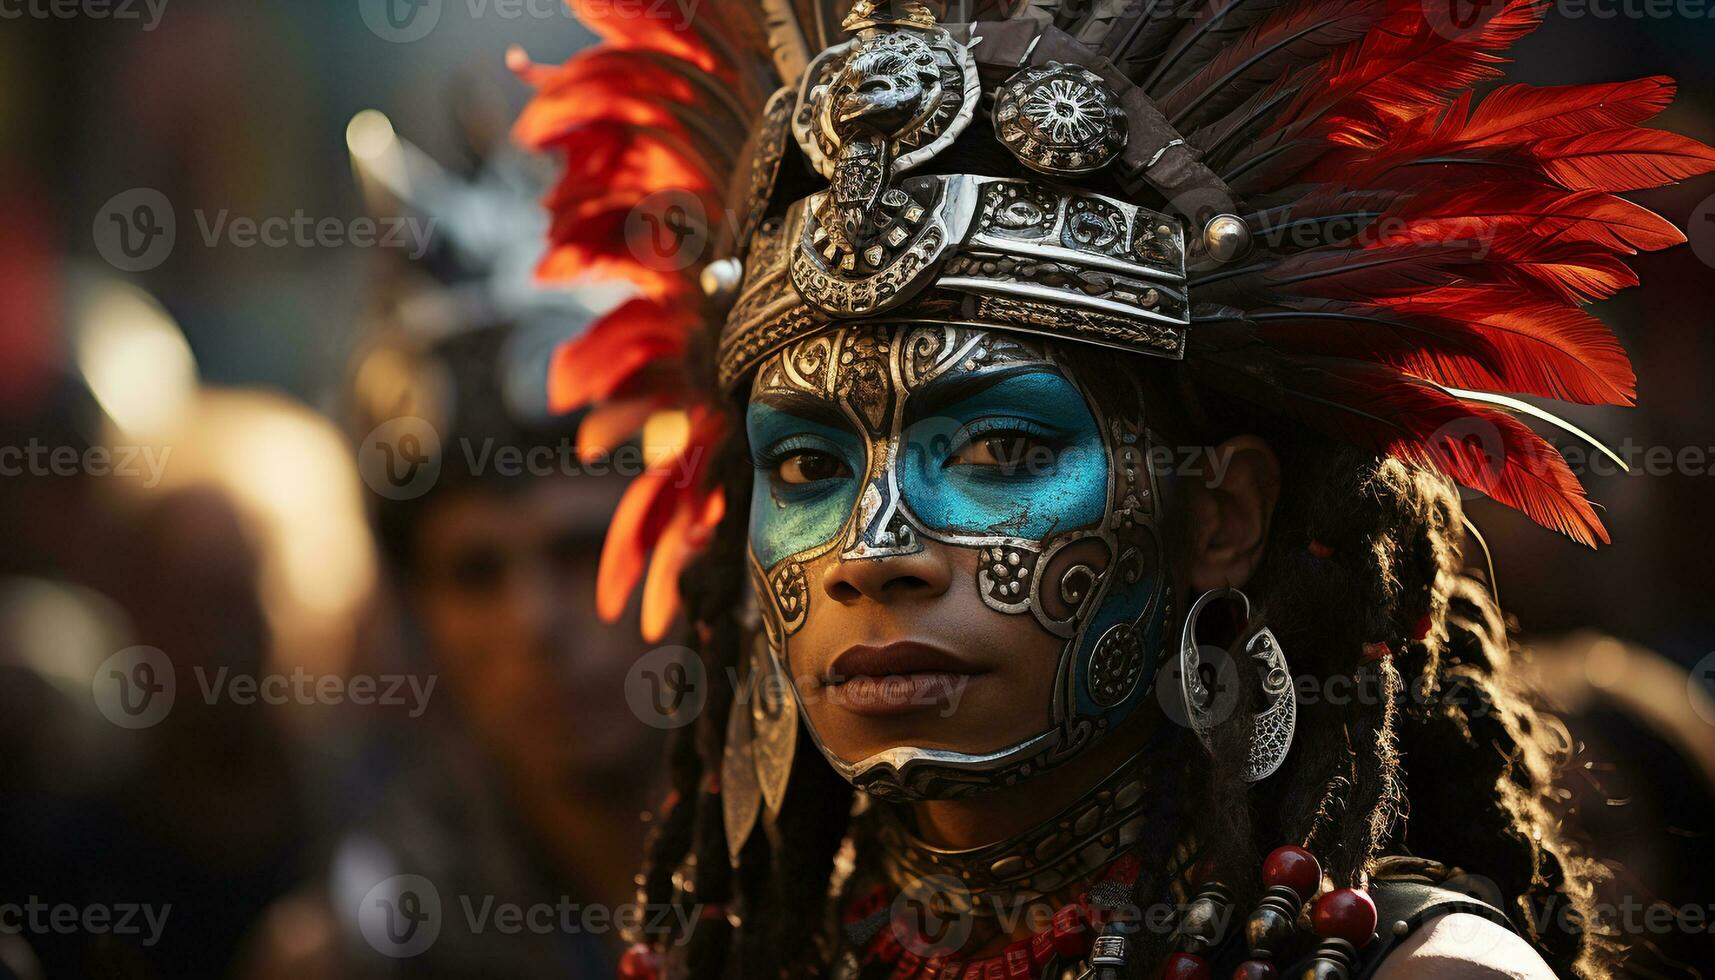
821, 642, 985, 717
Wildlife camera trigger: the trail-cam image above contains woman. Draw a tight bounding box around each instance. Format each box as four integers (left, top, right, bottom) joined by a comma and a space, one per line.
512, 0, 1715, 976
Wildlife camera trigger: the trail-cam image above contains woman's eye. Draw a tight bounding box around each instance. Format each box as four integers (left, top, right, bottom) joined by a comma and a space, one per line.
775, 451, 850, 485
948, 431, 1049, 472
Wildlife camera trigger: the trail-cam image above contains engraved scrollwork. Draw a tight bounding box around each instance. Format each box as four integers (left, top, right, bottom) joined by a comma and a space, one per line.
1059, 564, 1097, 607
769, 560, 808, 635
1064, 196, 1128, 254
976, 181, 1059, 239
1245, 629, 1296, 782
737, 87, 797, 253
792, 180, 959, 318
1133, 212, 1185, 268
834, 327, 894, 432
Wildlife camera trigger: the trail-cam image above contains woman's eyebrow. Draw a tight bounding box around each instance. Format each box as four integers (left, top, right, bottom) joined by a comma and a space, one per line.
747, 391, 855, 432
902, 363, 1066, 426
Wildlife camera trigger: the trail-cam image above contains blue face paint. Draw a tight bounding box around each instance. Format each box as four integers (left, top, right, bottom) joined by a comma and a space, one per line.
899, 371, 1108, 540
747, 369, 1110, 564
745, 402, 865, 568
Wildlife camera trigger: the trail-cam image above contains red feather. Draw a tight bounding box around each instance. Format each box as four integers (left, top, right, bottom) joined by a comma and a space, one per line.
1376, 187, 1685, 255
1309, 77, 1689, 186
1201, 356, 1609, 544
1430, 76, 1675, 146
548, 298, 697, 413
1532, 128, 1715, 193
1222, 286, 1635, 405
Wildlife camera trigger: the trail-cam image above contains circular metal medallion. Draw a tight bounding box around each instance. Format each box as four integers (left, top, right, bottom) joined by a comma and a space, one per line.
994, 63, 1128, 176
1086, 621, 1146, 708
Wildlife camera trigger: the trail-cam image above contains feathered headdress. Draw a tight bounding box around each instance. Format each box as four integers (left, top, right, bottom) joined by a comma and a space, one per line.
511, 0, 1715, 640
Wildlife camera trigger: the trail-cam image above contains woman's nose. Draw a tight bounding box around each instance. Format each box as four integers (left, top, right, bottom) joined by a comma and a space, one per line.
820, 543, 952, 605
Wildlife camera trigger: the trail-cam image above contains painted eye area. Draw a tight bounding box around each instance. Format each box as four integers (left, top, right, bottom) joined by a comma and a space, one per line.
755, 432, 857, 495
943, 420, 1062, 476
773, 448, 851, 486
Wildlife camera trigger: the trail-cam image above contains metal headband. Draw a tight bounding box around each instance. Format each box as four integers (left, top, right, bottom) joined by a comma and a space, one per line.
717, 174, 1188, 390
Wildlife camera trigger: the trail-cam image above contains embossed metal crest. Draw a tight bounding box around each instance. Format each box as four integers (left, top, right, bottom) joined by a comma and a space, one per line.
994, 63, 1128, 176
790, 4, 980, 306
790, 175, 976, 318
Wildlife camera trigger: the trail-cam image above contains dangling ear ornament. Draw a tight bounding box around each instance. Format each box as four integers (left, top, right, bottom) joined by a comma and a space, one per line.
1177, 587, 1296, 782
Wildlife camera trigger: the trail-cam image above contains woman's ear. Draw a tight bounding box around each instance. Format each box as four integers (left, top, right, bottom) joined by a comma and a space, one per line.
1182, 435, 1281, 593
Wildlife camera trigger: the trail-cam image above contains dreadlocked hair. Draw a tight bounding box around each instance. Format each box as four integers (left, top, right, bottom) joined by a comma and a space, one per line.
634, 359, 1615, 978
1166, 358, 1616, 978
634, 413, 856, 980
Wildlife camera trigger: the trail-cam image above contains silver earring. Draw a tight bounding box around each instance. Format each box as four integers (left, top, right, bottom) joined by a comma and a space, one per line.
1178, 587, 1296, 782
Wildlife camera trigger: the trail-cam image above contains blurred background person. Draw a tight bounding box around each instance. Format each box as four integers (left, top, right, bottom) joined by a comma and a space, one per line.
239, 103, 663, 979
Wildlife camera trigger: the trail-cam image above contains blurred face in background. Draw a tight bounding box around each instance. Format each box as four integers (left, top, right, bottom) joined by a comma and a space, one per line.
409, 476, 649, 792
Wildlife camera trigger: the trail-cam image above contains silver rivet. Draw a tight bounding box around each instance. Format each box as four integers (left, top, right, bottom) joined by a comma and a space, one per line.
699, 257, 744, 301
1392, 919, 1410, 936
1202, 213, 1251, 263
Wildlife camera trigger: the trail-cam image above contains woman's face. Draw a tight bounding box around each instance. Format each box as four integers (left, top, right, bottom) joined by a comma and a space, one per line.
744, 324, 1171, 799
